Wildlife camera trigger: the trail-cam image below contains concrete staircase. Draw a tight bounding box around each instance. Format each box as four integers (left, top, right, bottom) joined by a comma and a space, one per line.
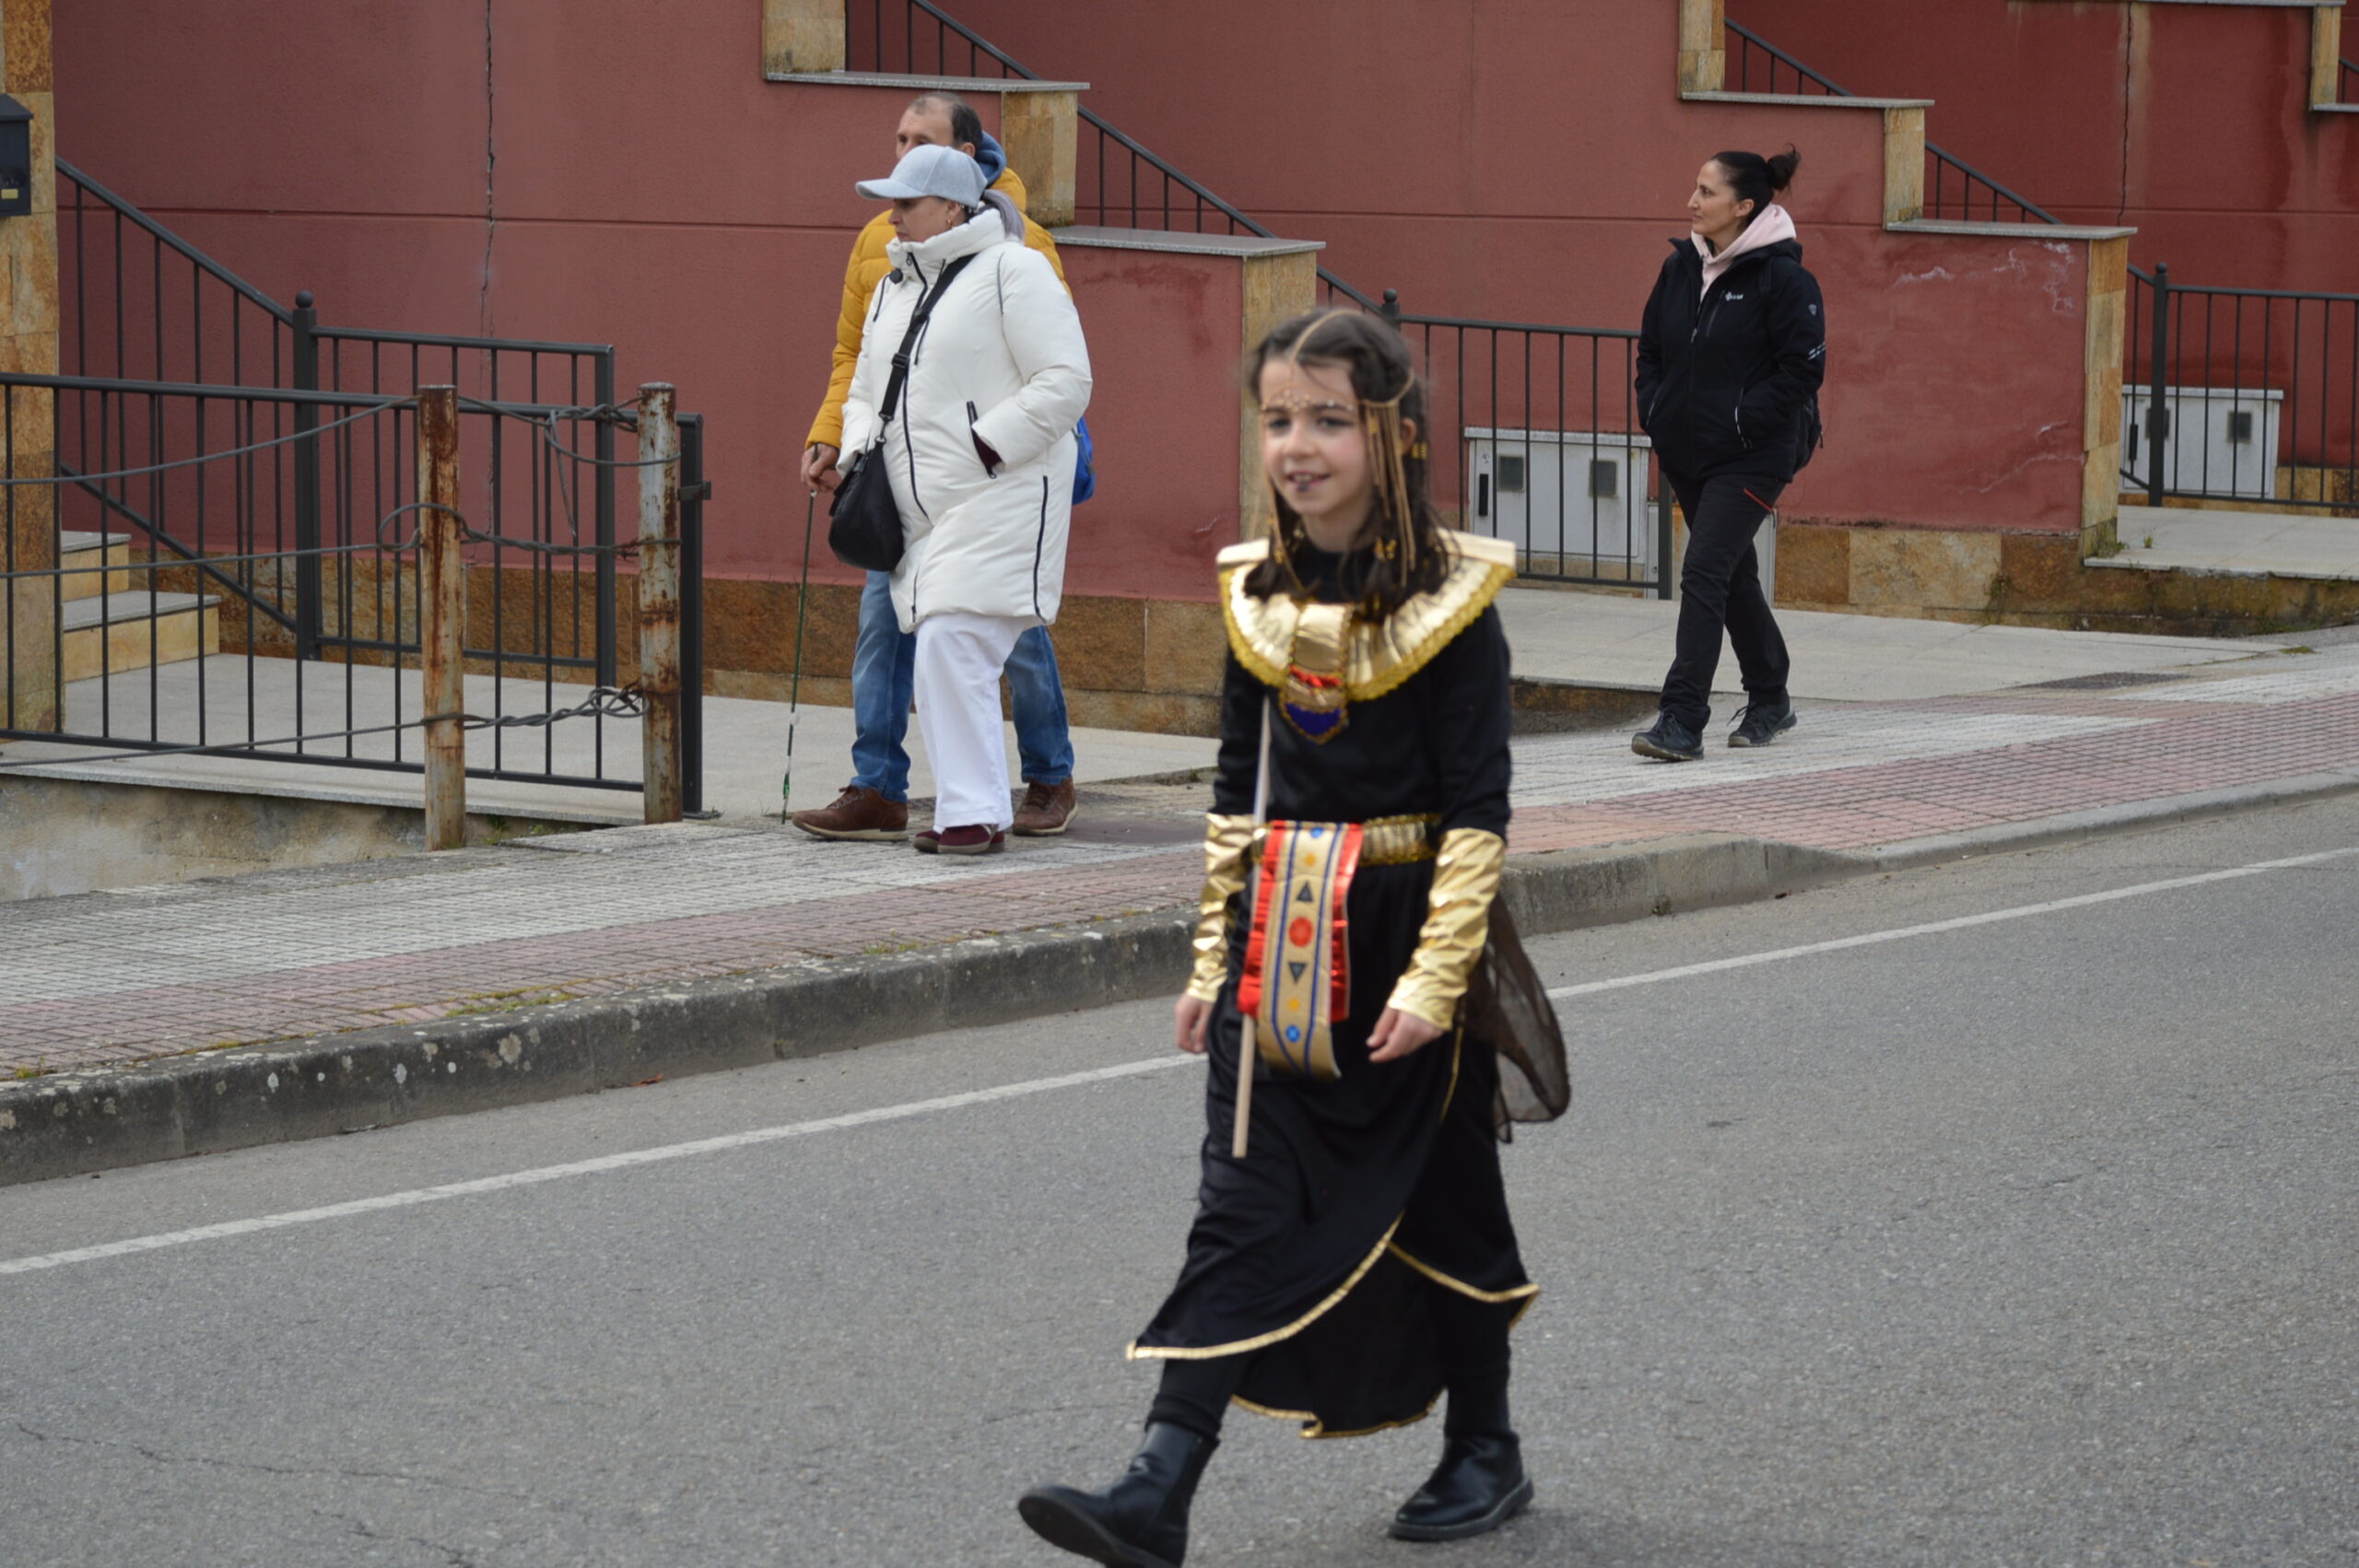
54, 530, 218, 685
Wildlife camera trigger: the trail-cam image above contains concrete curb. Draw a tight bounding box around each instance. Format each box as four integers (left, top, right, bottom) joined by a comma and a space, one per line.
0, 832, 1857, 1186
1865, 768, 2359, 872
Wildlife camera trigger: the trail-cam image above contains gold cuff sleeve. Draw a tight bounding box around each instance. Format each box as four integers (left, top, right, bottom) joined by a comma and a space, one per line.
1185, 813, 1260, 1002
1386, 827, 1506, 1031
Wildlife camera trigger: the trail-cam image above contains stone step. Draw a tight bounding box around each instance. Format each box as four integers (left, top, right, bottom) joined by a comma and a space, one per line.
57, 590, 219, 684
57, 531, 133, 603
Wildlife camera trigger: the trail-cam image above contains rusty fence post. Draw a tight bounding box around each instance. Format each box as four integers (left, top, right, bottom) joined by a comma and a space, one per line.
417, 385, 467, 850
635, 382, 683, 825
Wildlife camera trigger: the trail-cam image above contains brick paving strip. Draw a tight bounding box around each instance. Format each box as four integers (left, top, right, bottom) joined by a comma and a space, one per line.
6, 647, 2359, 1180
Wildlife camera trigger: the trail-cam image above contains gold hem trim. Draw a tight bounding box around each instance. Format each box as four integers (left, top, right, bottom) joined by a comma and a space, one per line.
1387, 1243, 1543, 1306
1124, 1214, 1403, 1363
1230, 1388, 1443, 1442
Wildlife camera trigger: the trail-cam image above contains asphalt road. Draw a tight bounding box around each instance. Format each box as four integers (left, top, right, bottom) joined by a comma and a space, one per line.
5, 800, 2358, 1567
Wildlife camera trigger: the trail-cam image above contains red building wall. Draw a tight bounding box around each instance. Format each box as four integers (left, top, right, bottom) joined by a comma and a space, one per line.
918, 0, 2106, 533
1733, 0, 2359, 294
53, 0, 2120, 627
51, 0, 1263, 599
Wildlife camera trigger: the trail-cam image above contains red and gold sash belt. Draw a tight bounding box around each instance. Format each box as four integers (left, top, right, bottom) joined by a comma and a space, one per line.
1235, 814, 1438, 1081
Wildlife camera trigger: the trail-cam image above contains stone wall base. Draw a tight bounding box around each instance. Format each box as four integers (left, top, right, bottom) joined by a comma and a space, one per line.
1777, 521, 2359, 638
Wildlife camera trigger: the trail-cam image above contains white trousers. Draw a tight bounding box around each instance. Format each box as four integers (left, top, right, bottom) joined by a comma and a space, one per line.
913, 610, 1031, 832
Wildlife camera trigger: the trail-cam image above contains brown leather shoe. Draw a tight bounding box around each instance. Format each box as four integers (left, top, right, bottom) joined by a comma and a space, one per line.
790, 784, 909, 841
1012, 778, 1078, 837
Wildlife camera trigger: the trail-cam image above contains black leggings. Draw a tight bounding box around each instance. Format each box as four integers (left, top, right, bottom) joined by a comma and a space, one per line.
1660, 468, 1790, 731
1147, 1288, 1513, 1441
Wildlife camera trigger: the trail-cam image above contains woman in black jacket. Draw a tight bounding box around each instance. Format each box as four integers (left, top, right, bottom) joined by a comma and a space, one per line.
1632, 146, 1825, 760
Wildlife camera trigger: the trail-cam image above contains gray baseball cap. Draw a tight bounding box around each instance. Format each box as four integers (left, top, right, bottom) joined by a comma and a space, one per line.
855, 144, 987, 206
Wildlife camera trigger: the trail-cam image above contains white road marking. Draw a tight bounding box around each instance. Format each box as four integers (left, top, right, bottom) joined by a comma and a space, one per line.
1545, 845, 2359, 1000
0, 1058, 1195, 1278
9, 845, 2352, 1280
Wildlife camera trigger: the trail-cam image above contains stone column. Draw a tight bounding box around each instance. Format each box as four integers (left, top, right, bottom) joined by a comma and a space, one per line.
1, 0, 56, 732
1238, 248, 1318, 542
998, 88, 1077, 228
1677, 0, 1725, 94
2312, 6, 2343, 109
763, 0, 844, 76
2082, 235, 2130, 556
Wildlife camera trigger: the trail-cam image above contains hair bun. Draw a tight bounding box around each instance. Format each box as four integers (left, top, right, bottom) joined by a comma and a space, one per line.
1765, 146, 1802, 193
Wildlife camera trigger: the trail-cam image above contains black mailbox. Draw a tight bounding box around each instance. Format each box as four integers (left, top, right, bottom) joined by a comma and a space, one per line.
0, 95, 31, 217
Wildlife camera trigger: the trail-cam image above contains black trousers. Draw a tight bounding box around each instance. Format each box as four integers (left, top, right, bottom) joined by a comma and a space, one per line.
1147, 1286, 1513, 1442
1660, 469, 1790, 731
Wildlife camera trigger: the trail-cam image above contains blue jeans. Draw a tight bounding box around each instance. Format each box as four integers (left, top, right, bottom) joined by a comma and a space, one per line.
849, 570, 1074, 802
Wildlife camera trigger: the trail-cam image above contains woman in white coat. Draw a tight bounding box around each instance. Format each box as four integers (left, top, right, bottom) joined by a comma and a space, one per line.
839, 144, 1094, 855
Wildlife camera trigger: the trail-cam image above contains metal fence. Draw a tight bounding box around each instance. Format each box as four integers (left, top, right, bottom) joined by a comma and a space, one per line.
1722, 22, 2061, 226
1383, 298, 1675, 596
2342, 54, 2358, 105
2123, 265, 2359, 511
57, 161, 627, 685
3, 372, 707, 809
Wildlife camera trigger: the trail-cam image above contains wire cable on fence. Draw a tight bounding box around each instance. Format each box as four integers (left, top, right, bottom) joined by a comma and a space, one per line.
371, 499, 642, 559
1, 536, 417, 582
0, 398, 405, 486
0, 686, 647, 771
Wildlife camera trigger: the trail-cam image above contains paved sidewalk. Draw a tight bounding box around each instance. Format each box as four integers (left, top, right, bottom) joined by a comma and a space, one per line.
10, 638, 2359, 1082
0, 586, 2271, 831
2099, 503, 2359, 582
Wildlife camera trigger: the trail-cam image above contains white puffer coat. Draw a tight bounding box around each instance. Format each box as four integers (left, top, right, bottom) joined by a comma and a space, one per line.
839, 205, 1093, 632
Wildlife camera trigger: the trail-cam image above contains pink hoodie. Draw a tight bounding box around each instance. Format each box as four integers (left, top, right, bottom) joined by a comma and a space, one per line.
1694, 204, 1797, 299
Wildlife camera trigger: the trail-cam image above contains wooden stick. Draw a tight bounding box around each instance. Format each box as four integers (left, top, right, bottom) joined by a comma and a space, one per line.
1232, 701, 1273, 1160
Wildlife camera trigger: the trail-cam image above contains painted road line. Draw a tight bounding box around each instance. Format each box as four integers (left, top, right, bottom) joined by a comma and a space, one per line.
1545, 845, 2359, 1000
10, 845, 2353, 1279
0, 1058, 1196, 1278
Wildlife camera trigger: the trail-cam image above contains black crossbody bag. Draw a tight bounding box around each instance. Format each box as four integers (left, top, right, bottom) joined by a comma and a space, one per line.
827, 254, 978, 573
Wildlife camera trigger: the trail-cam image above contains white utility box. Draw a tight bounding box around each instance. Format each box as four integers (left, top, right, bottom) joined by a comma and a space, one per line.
2119, 386, 2283, 499
1463, 428, 1661, 576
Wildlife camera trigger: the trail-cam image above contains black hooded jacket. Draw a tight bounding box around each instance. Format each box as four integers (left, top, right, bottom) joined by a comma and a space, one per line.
1635, 233, 1826, 481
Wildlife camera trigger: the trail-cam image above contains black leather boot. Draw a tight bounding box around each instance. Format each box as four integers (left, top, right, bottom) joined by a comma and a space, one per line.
1017, 1422, 1216, 1567
1389, 1431, 1534, 1542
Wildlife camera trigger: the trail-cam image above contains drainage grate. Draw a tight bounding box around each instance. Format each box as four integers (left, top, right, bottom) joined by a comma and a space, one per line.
2014, 671, 2185, 692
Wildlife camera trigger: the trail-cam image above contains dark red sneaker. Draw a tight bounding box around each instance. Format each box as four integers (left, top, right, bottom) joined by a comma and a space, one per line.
914, 825, 1006, 857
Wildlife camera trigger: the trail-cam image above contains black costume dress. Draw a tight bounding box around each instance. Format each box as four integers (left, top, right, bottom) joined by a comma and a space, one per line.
1127, 532, 1568, 1438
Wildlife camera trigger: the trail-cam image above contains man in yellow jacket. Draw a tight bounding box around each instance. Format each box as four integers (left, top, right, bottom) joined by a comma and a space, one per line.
795, 91, 1081, 842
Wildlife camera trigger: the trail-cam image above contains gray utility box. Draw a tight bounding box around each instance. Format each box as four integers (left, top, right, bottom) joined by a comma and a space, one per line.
2120, 386, 2283, 499
1463, 428, 1661, 577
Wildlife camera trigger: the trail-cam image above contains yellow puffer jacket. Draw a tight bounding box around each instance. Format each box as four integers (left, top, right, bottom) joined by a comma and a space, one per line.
804, 163, 1068, 453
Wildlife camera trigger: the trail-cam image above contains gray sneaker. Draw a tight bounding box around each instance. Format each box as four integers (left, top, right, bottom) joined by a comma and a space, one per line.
1632, 712, 1704, 762
1728, 702, 1797, 748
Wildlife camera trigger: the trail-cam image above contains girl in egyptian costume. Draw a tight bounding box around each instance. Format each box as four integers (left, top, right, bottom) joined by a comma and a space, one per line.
1018, 310, 1568, 1567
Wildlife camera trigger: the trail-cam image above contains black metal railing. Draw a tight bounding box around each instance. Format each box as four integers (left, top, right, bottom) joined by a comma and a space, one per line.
846, 0, 1381, 308
2122, 265, 2359, 511
3, 372, 704, 794
1723, 21, 2062, 227
1380, 295, 1675, 595
58, 158, 294, 389
56, 161, 626, 684
2341, 55, 2358, 105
